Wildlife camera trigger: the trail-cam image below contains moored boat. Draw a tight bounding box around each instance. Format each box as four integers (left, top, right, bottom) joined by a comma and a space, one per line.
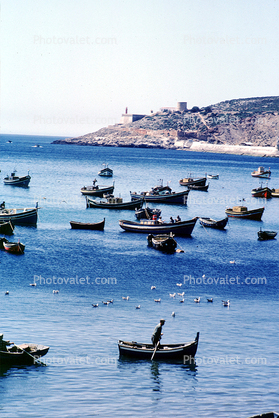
98, 164, 113, 177
81, 179, 114, 196
179, 177, 206, 187
119, 217, 198, 236
3, 240, 25, 254
3, 171, 31, 187
0, 334, 49, 365
118, 332, 199, 361
147, 233, 177, 252
199, 217, 228, 229
225, 206, 264, 220
251, 185, 272, 198
187, 183, 209, 191
207, 174, 219, 179
257, 229, 277, 240
130, 186, 189, 204
0, 220, 14, 235
86, 196, 144, 210
70, 218, 105, 230
251, 166, 271, 178
0, 204, 38, 225
135, 207, 161, 220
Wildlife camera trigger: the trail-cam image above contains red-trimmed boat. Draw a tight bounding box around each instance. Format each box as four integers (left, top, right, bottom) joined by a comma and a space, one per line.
251, 186, 272, 198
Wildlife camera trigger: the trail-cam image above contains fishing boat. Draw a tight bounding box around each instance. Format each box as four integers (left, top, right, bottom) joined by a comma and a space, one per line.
248, 412, 278, 418
0, 337, 49, 365
118, 332, 199, 361
147, 233, 177, 252
86, 196, 144, 210
251, 166, 271, 178
2, 240, 25, 254
199, 217, 228, 229
98, 164, 113, 177
187, 183, 209, 191
0, 204, 39, 225
0, 220, 14, 235
70, 218, 105, 230
119, 217, 198, 236
3, 170, 31, 187
225, 206, 264, 220
207, 174, 219, 179
251, 185, 272, 198
179, 176, 207, 187
130, 182, 190, 204
135, 207, 161, 220
271, 188, 279, 197
80, 179, 114, 196
257, 229, 277, 240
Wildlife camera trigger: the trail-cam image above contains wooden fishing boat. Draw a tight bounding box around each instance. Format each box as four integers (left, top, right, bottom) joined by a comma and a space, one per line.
0, 205, 38, 225
3, 171, 31, 187
98, 164, 113, 177
86, 196, 144, 210
179, 177, 206, 187
135, 207, 161, 220
70, 218, 105, 230
2, 240, 25, 253
118, 332, 199, 361
119, 217, 198, 236
81, 179, 114, 196
0, 343, 49, 365
225, 206, 264, 220
147, 233, 177, 252
0, 220, 14, 235
187, 183, 209, 191
207, 174, 219, 179
199, 217, 228, 229
130, 185, 189, 204
251, 186, 272, 198
251, 166, 271, 178
257, 229, 277, 240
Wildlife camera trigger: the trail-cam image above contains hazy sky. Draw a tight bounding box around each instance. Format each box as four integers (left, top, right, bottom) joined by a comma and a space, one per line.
1, 0, 279, 136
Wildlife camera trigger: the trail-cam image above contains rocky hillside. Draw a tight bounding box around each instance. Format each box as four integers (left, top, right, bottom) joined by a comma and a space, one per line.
52, 96, 279, 149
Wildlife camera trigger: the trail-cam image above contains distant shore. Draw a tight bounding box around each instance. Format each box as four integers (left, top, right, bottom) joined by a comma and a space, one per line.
187, 142, 279, 157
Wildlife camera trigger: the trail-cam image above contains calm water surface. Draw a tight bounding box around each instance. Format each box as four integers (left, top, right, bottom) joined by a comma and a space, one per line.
0, 134, 278, 417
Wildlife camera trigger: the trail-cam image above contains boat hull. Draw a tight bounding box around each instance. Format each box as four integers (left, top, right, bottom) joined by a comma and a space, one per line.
119, 217, 198, 236
187, 184, 209, 191
130, 190, 189, 204
70, 219, 105, 230
0, 221, 14, 235
199, 217, 228, 229
118, 333, 199, 361
80, 185, 114, 196
3, 175, 31, 187
251, 187, 272, 198
179, 177, 206, 187
0, 344, 49, 365
147, 234, 177, 252
87, 197, 144, 210
3, 241, 25, 253
0, 208, 38, 225
258, 230, 277, 240
225, 207, 264, 220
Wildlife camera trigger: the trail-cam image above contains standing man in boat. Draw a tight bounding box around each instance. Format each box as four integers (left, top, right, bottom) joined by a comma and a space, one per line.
151, 319, 165, 347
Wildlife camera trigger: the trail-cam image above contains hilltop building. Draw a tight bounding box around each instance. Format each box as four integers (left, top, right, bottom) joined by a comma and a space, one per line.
120, 102, 188, 124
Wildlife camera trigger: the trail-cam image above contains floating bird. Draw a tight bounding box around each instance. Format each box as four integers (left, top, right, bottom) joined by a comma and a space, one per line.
222, 300, 230, 307
107, 299, 113, 304
154, 299, 161, 303
176, 283, 182, 287
194, 297, 200, 303
169, 293, 176, 298
30, 283, 37, 287
53, 290, 59, 294
92, 304, 99, 308
122, 296, 129, 300
135, 305, 141, 309
151, 286, 156, 290
5, 291, 9, 295
179, 299, 184, 303
102, 301, 110, 305
230, 260, 235, 264
207, 298, 213, 303
171, 312, 175, 317
177, 292, 185, 297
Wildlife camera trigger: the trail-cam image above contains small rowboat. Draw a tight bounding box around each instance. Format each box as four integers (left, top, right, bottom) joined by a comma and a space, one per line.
0, 343, 49, 365
70, 218, 105, 230
86, 196, 144, 210
199, 217, 228, 229
257, 229, 277, 240
179, 177, 206, 187
3, 241, 25, 254
3, 171, 31, 187
207, 174, 219, 179
118, 332, 199, 361
147, 233, 177, 252
0, 220, 14, 235
225, 206, 264, 221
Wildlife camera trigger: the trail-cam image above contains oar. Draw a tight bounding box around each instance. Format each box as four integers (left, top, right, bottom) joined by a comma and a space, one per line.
14, 345, 46, 366
151, 341, 160, 361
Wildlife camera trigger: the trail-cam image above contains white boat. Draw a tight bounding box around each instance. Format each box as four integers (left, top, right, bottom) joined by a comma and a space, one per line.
251, 166, 271, 178
207, 174, 219, 179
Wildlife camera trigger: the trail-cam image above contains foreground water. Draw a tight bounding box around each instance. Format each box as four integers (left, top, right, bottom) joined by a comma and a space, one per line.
0, 134, 278, 418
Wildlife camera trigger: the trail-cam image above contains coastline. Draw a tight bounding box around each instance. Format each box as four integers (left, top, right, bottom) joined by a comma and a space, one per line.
185, 142, 279, 157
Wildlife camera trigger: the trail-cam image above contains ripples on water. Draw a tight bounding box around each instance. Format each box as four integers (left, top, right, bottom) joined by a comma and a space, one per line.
0, 134, 278, 417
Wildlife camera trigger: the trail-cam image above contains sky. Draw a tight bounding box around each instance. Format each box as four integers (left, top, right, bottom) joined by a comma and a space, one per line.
1, 0, 279, 137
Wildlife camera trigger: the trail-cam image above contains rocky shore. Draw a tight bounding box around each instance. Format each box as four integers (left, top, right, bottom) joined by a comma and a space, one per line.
52, 96, 279, 157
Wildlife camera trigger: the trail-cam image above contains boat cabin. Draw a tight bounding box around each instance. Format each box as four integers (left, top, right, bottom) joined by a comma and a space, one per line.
232, 206, 248, 212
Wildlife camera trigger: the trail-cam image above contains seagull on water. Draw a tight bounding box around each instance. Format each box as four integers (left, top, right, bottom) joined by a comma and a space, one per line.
92, 304, 99, 308
194, 297, 200, 303
122, 296, 129, 300
135, 305, 141, 309
169, 293, 176, 298
151, 286, 156, 290
207, 298, 213, 303
171, 312, 175, 317
179, 299, 184, 303
222, 300, 230, 307
5, 291, 9, 295
53, 290, 59, 294
102, 301, 110, 305
154, 298, 161, 303
177, 292, 185, 297
176, 283, 182, 287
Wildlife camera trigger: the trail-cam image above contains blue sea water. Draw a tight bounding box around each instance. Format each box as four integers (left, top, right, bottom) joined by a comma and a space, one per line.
0, 134, 278, 418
